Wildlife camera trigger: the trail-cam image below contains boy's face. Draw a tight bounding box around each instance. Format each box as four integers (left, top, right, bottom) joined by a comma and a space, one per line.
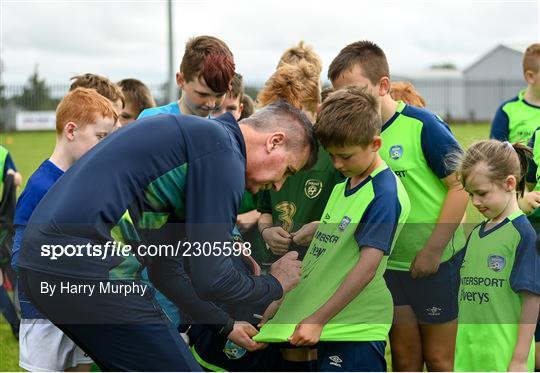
326, 140, 380, 178
177, 73, 227, 117
119, 101, 139, 126
69, 115, 115, 161
212, 94, 243, 120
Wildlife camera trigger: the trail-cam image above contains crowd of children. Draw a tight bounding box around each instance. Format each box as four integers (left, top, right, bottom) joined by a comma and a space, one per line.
1, 37, 540, 372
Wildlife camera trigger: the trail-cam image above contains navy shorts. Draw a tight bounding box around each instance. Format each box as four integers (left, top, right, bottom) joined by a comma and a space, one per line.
384, 250, 464, 323
317, 341, 386, 372
19, 268, 201, 371
189, 325, 281, 371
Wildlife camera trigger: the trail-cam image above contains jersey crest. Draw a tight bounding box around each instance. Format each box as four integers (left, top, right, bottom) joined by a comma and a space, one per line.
223, 339, 246, 359
304, 179, 323, 199
338, 216, 351, 231
389, 145, 403, 160
487, 254, 506, 272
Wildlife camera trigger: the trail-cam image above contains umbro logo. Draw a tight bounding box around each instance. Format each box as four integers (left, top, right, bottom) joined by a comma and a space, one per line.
426, 306, 442, 316
329, 355, 342, 367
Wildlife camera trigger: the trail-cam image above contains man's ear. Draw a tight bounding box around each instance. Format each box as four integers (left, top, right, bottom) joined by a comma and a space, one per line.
176, 72, 186, 89
238, 102, 244, 115
266, 132, 286, 152
64, 122, 77, 141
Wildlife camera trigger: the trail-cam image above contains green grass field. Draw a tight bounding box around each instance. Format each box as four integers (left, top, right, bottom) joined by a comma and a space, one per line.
0, 122, 490, 371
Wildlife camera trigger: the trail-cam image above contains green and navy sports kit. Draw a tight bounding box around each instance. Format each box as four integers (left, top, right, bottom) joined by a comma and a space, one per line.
257, 147, 343, 264
17, 113, 283, 371
257, 148, 341, 238
490, 89, 540, 143
256, 162, 410, 370
455, 211, 540, 372
380, 101, 465, 322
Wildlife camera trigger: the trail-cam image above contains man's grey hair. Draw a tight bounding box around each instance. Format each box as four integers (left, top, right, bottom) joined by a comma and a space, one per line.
240, 100, 318, 169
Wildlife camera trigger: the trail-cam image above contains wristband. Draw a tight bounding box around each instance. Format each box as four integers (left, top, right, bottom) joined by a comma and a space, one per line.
219, 317, 235, 337
260, 225, 273, 236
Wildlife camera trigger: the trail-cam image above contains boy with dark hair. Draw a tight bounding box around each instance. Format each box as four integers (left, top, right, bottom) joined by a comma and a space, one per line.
256, 86, 410, 372
12, 88, 117, 372
138, 35, 235, 119
328, 40, 467, 371
212, 73, 244, 120
117, 78, 156, 125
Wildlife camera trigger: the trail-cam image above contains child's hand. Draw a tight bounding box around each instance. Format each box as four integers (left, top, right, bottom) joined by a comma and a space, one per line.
518, 191, 540, 214
291, 221, 319, 247
288, 317, 324, 346
410, 247, 441, 278
262, 227, 292, 255
508, 357, 528, 372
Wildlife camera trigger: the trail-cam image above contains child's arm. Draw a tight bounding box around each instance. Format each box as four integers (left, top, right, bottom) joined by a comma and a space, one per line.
508, 292, 540, 371
411, 172, 468, 278
288, 247, 383, 346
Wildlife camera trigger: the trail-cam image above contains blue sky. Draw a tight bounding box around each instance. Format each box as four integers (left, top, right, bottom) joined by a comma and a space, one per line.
1, 0, 538, 86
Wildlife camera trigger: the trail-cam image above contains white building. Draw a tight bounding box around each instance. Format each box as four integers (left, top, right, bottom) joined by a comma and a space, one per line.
395, 43, 529, 122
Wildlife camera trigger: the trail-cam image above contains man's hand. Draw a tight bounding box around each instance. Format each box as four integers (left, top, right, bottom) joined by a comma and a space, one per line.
227, 321, 267, 352
291, 221, 319, 247
262, 227, 292, 256
269, 251, 301, 293
410, 247, 441, 279
288, 317, 324, 346
519, 191, 540, 214
237, 210, 261, 233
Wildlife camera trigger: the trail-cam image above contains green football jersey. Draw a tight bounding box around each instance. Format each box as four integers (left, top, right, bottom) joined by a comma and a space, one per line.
491, 89, 540, 144
380, 101, 465, 270
255, 162, 410, 342
455, 211, 537, 372
256, 147, 343, 264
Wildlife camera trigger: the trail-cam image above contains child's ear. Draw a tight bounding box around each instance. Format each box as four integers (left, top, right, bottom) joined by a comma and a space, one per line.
504, 175, 517, 192
371, 136, 382, 152
378, 76, 390, 97
176, 72, 185, 89
524, 70, 536, 85
64, 122, 77, 141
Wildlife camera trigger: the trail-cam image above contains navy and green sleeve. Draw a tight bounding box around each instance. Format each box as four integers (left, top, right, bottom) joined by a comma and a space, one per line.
419, 113, 462, 178
354, 170, 402, 255
490, 103, 510, 141
509, 217, 540, 295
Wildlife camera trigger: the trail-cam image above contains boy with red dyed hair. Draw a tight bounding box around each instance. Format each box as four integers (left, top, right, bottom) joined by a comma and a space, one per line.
12, 88, 117, 372
139, 35, 235, 119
